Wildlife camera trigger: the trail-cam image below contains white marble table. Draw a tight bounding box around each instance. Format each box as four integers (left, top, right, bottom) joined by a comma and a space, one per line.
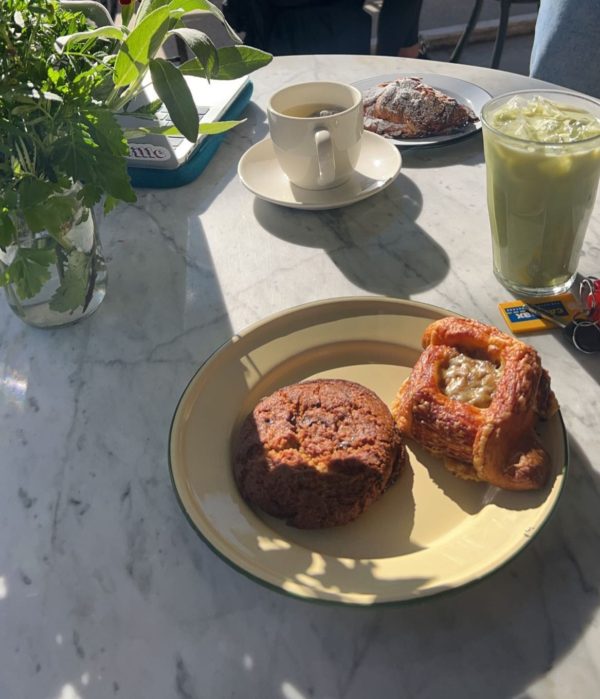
1, 55, 600, 699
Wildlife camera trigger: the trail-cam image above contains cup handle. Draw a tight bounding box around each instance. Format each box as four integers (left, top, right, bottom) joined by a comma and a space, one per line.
314, 129, 335, 187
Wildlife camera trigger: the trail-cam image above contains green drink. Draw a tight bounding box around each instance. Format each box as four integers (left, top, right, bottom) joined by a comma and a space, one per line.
481, 90, 600, 297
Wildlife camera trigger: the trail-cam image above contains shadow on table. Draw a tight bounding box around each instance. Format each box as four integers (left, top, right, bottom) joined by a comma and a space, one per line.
26, 411, 599, 699
226, 433, 599, 699
254, 172, 450, 297
546, 330, 600, 386
400, 132, 485, 170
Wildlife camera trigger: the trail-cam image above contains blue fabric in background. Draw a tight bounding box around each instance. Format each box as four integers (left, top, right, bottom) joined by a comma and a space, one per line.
530, 0, 600, 98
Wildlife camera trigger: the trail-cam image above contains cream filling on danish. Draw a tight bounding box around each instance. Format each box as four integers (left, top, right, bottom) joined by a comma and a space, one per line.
442, 354, 501, 408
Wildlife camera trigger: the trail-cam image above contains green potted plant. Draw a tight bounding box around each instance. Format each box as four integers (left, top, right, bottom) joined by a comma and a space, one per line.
0, 0, 271, 327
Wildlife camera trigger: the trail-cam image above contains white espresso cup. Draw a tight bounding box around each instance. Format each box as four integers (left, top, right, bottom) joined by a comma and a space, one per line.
267, 82, 364, 190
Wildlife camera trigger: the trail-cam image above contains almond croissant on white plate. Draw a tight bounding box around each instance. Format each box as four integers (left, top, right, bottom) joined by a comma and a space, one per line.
363, 76, 478, 139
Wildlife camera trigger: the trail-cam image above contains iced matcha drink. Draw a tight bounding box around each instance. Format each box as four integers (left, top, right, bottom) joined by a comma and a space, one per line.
481, 90, 600, 296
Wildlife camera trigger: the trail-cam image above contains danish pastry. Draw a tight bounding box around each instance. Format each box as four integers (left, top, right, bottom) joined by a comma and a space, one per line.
392, 317, 559, 490
363, 77, 477, 139
233, 379, 406, 528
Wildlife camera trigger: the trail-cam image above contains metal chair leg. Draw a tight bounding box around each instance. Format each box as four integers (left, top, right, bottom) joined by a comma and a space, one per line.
449, 0, 484, 63
491, 0, 512, 68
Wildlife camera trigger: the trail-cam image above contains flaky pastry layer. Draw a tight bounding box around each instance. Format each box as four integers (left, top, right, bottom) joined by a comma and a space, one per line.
392, 316, 559, 490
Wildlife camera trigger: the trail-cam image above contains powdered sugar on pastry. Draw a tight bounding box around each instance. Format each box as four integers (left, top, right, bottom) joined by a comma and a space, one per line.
363, 77, 477, 138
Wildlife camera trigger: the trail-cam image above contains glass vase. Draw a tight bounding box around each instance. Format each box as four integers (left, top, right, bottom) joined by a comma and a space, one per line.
2, 202, 107, 328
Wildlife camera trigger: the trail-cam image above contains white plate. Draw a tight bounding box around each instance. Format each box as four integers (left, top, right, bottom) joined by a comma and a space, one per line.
237, 131, 401, 210
169, 297, 568, 606
353, 72, 492, 147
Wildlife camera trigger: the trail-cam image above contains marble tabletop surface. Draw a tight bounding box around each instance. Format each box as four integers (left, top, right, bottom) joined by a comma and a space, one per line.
2, 54, 600, 699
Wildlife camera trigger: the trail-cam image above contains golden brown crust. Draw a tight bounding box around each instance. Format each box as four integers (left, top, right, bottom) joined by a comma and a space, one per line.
363, 77, 477, 139
234, 379, 406, 528
391, 317, 559, 491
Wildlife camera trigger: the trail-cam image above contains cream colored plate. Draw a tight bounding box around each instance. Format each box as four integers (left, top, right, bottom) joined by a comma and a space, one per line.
237, 131, 401, 210
169, 297, 567, 605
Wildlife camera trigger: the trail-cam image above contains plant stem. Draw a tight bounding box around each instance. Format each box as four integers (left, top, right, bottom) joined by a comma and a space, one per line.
55, 243, 67, 284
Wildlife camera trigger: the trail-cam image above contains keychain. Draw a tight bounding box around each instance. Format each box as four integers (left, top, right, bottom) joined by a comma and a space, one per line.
524, 276, 600, 353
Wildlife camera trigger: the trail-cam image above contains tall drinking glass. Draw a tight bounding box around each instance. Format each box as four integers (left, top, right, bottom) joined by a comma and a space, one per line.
481, 90, 600, 297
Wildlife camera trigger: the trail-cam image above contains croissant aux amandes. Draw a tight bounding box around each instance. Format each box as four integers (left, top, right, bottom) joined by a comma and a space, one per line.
363, 77, 478, 139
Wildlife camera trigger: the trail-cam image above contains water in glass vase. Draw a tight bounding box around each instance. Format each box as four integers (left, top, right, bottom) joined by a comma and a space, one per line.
2, 206, 107, 328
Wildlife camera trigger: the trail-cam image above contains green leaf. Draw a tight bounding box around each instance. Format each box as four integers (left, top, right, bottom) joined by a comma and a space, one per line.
166, 0, 212, 19
114, 6, 171, 88
47, 67, 65, 85
149, 58, 198, 142
19, 179, 59, 208
10, 94, 38, 105
103, 195, 119, 216
58, 1, 115, 28
167, 27, 218, 79
78, 184, 104, 209
93, 150, 137, 202
11, 105, 39, 117
167, 1, 242, 43
0, 0, 268, 229
134, 0, 164, 25
121, 125, 181, 139
8, 247, 56, 300
49, 108, 136, 206
0, 212, 16, 248
167, 0, 214, 10
24, 198, 78, 238
56, 26, 125, 51
2, 190, 18, 210
199, 119, 243, 135
49, 250, 89, 312
179, 58, 206, 78
128, 98, 163, 115
89, 109, 129, 157
19, 182, 79, 238
51, 133, 97, 186
121, 1, 136, 27
213, 46, 272, 79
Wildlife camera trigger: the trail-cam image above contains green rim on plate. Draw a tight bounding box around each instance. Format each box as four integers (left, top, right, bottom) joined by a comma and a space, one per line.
168, 296, 568, 606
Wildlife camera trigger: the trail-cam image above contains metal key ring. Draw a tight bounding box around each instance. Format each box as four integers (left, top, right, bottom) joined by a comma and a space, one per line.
579, 276, 600, 314
571, 315, 600, 353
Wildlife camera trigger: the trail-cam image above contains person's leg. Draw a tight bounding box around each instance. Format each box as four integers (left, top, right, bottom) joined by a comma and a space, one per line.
377, 0, 424, 57
530, 0, 600, 97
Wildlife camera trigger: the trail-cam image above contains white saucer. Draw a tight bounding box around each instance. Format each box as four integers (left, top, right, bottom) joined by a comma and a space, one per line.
238, 131, 402, 210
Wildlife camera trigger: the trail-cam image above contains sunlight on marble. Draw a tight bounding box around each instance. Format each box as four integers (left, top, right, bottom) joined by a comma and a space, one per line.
55, 684, 83, 699
281, 681, 308, 699
0, 368, 28, 410
257, 536, 291, 552
242, 654, 254, 670
0, 576, 7, 599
